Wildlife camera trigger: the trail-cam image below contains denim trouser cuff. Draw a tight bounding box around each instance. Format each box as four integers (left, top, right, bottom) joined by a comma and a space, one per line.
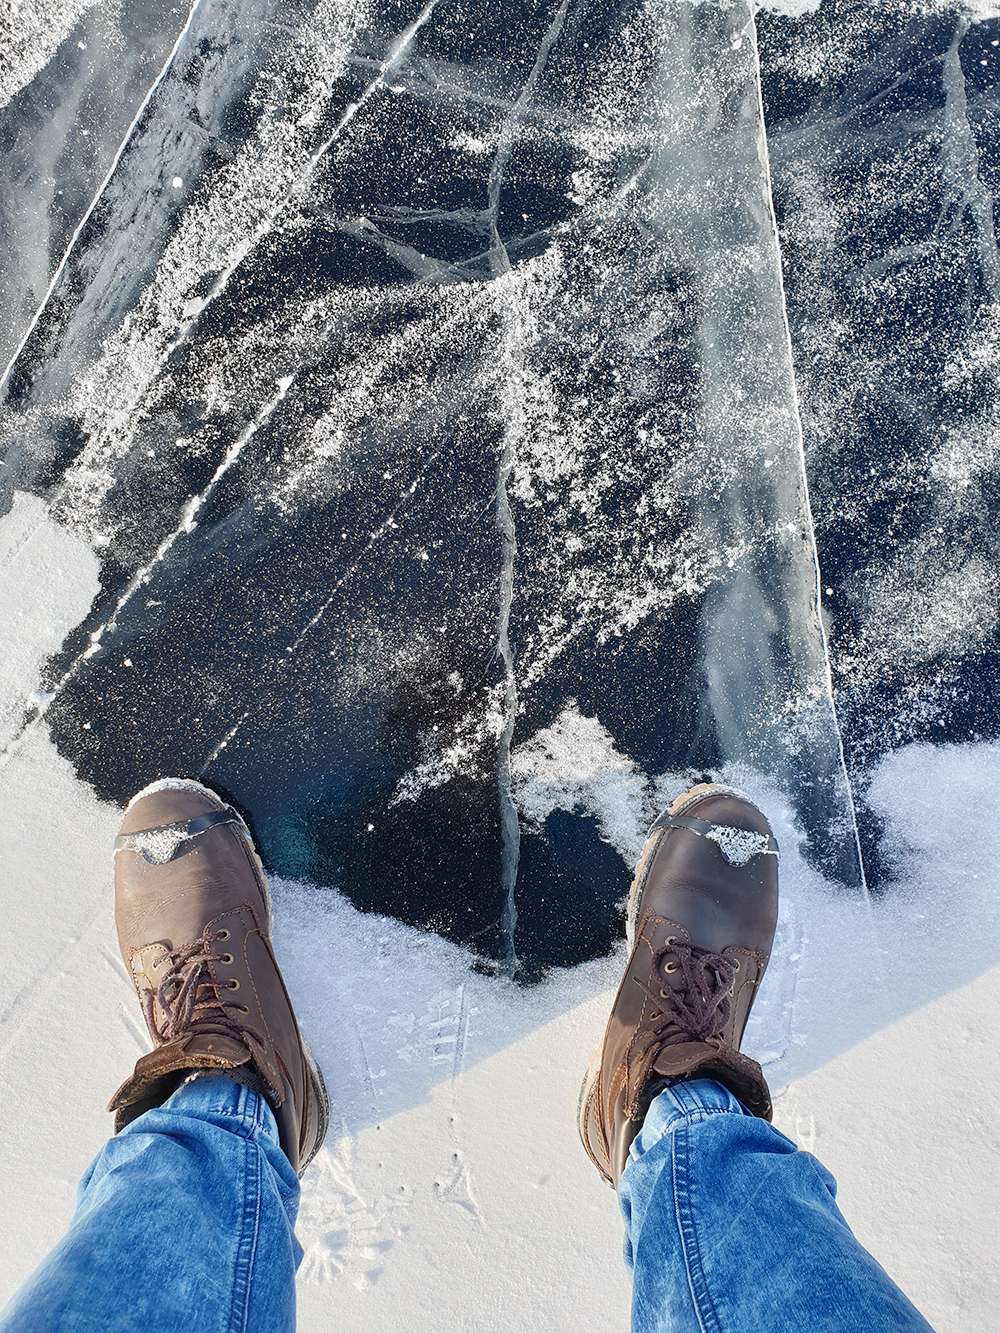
618, 1078, 935, 1333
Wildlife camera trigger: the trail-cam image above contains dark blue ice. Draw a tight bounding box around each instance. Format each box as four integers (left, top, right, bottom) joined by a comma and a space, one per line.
2, 0, 998, 978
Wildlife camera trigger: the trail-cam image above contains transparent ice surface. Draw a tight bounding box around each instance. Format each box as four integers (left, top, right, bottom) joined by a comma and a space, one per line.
760, 1, 1000, 877
0, 0, 193, 371
2, 0, 998, 973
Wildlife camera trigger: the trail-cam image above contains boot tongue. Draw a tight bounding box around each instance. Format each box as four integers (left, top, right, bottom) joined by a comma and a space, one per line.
651, 1039, 723, 1078
173, 1033, 251, 1064
638, 940, 734, 1048
107, 1034, 252, 1113
647, 1041, 773, 1121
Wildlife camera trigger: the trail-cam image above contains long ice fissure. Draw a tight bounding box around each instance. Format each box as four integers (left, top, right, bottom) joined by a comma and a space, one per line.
941, 17, 1000, 303
488, 0, 570, 973
485, 0, 571, 269
0, 0, 206, 400
496, 439, 520, 978
163, 0, 446, 399
198, 452, 444, 774
6, 0, 444, 478
749, 13, 870, 902
0, 374, 297, 772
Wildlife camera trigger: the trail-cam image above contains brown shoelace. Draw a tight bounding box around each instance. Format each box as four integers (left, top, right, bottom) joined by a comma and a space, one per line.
634, 940, 735, 1055
142, 930, 265, 1049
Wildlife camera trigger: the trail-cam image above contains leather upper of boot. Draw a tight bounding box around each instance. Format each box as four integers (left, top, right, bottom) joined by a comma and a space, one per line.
109, 782, 328, 1175
580, 787, 779, 1186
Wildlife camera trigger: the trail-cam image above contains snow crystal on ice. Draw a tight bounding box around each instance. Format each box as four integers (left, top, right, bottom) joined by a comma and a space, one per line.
122, 822, 193, 865
1, 0, 100, 107
510, 703, 654, 866
125, 776, 211, 808
704, 824, 777, 867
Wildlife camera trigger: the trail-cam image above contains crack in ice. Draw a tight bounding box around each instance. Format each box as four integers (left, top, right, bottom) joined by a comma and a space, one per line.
485, 0, 570, 975
158, 0, 443, 365
940, 17, 1000, 302
199, 451, 443, 772
0, 0, 205, 400
748, 12, 870, 902
0, 374, 296, 771
484, 0, 570, 277
4, 0, 442, 481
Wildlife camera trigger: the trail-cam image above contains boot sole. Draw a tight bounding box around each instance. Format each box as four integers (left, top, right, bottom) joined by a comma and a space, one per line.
126, 776, 332, 1171
577, 781, 748, 1184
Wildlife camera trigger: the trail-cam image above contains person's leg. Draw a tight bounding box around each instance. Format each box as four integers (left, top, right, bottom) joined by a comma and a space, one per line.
0, 1077, 300, 1333
578, 783, 935, 1331
2, 776, 330, 1332
619, 1078, 935, 1333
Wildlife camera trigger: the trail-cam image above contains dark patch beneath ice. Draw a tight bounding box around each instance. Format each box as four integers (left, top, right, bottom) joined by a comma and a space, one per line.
4, 0, 1000, 975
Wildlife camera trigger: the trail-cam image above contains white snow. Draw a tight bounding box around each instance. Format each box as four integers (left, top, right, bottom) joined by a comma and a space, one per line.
0, 0, 100, 108
0, 492, 99, 749
752, 0, 823, 16
756, 0, 1000, 15
511, 704, 655, 865
704, 823, 776, 866
125, 776, 215, 808
1, 697, 998, 1330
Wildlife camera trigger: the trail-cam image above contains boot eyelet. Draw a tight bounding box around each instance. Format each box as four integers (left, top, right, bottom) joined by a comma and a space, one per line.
220, 953, 234, 965
227, 978, 240, 990
663, 961, 678, 974
217, 929, 231, 941
665, 936, 676, 945
732, 959, 741, 972
239, 1005, 250, 1014
659, 989, 669, 998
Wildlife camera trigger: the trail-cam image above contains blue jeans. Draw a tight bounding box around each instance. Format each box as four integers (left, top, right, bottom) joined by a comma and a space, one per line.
0, 1078, 301, 1333
620, 1080, 935, 1332
0, 1077, 934, 1332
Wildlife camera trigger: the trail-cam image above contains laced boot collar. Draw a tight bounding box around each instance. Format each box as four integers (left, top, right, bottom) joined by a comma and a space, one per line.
627, 937, 770, 1126
634, 939, 735, 1060
143, 928, 266, 1051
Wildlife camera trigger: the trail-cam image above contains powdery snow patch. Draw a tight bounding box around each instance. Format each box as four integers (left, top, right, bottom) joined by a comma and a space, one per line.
389, 684, 506, 806
0, 492, 100, 747
510, 703, 656, 866
268, 874, 625, 1138
866, 738, 1000, 1010
771, 963, 1000, 1333
753, 0, 822, 14
855, 546, 999, 664
756, 0, 1000, 16
0, 0, 101, 108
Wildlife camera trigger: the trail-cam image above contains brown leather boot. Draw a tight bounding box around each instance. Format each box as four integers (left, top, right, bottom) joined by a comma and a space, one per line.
108, 778, 329, 1176
579, 783, 779, 1186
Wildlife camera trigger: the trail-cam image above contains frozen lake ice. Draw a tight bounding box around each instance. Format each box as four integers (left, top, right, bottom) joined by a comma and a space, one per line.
2, 1, 1000, 1327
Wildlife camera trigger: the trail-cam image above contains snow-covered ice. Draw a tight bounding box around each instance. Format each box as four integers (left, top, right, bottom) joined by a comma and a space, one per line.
2, 720, 999, 1329
3, 0, 1000, 1329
